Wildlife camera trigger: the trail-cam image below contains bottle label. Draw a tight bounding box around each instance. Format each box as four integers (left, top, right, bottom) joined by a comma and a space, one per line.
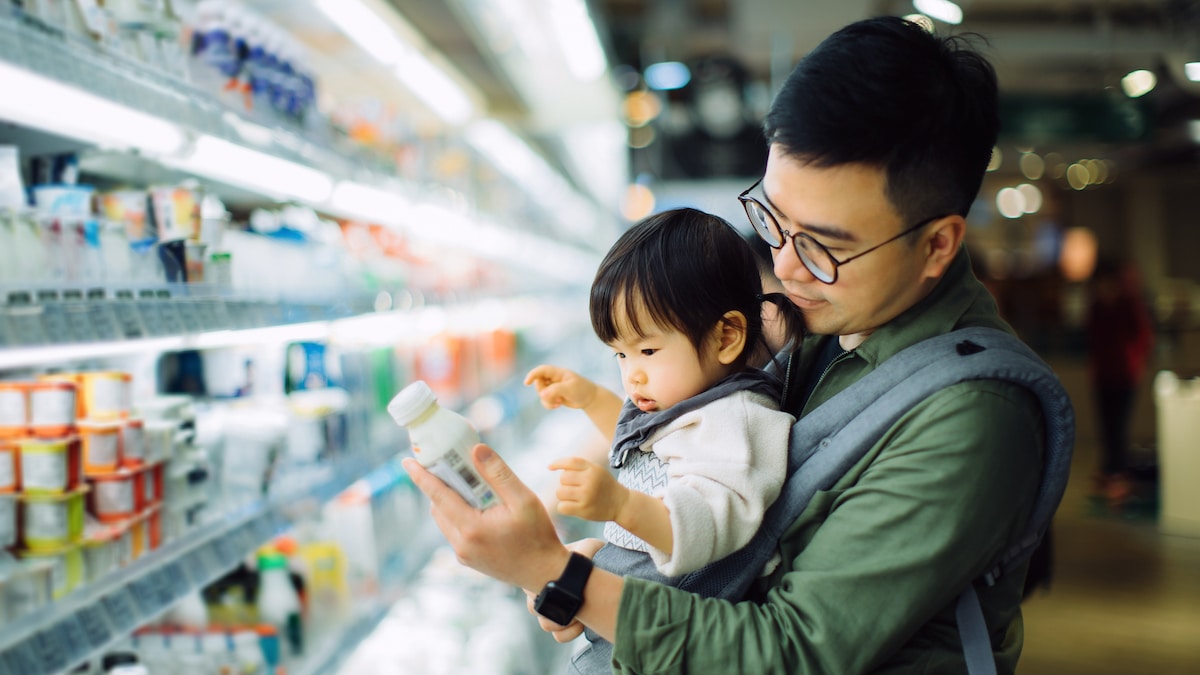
427, 448, 497, 510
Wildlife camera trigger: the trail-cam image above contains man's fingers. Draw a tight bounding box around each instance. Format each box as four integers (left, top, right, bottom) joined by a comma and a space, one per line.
471, 443, 533, 507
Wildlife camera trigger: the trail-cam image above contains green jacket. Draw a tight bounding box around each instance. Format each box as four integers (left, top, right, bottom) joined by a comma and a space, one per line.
611, 248, 1043, 674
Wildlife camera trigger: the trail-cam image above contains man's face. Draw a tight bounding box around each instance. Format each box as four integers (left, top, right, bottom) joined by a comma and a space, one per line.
761, 144, 940, 349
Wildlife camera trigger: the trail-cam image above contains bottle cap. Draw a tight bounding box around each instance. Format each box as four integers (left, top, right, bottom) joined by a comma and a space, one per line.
257, 552, 287, 571
387, 380, 437, 427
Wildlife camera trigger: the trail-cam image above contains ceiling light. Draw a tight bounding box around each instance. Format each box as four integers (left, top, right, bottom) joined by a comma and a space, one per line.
167, 135, 333, 203
315, 0, 476, 124
644, 62, 691, 91
314, 0, 404, 65
0, 61, 186, 155
1121, 69, 1157, 98
548, 0, 608, 81
913, 0, 963, 25
1186, 62, 1200, 82
393, 50, 475, 125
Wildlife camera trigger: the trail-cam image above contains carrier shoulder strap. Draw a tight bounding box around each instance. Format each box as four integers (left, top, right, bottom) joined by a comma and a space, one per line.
675, 327, 1075, 674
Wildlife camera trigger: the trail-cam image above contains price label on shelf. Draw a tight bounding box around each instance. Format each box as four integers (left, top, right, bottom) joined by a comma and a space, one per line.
211, 537, 238, 569
28, 628, 70, 673
130, 572, 164, 615
181, 548, 211, 586
111, 293, 145, 339
75, 603, 114, 651
198, 298, 230, 331
157, 297, 185, 335
100, 587, 142, 634
38, 301, 70, 345
137, 293, 166, 337
43, 617, 90, 668
197, 540, 227, 576
87, 301, 122, 341
252, 512, 278, 543
0, 642, 39, 675
177, 299, 206, 334
0, 313, 12, 347
160, 562, 190, 603
63, 301, 97, 343
6, 306, 48, 346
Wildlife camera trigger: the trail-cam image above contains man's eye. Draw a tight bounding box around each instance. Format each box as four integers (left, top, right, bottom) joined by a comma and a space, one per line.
641, 349, 657, 356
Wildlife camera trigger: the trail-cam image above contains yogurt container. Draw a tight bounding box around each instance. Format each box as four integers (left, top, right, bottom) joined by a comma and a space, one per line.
18, 435, 82, 493
83, 520, 125, 583
79, 419, 124, 475
19, 486, 87, 550
79, 371, 131, 420
18, 543, 86, 600
0, 382, 28, 438
89, 468, 141, 522
121, 417, 146, 467
0, 493, 17, 548
0, 439, 18, 492
28, 380, 77, 438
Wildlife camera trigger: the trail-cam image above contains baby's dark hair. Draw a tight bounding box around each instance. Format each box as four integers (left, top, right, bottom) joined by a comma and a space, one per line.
590, 207, 802, 369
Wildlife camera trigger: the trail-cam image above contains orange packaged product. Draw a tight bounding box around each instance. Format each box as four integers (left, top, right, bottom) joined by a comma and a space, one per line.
120, 417, 146, 468
78, 371, 131, 420
88, 467, 142, 522
140, 461, 164, 508
0, 382, 29, 438
27, 380, 77, 438
0, 439, 18, 492
78, 419, 124, 475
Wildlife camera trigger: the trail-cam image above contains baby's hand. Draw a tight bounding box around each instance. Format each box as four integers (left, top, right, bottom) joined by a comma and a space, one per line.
549, 456, 627, 522
524, 365, 597, 410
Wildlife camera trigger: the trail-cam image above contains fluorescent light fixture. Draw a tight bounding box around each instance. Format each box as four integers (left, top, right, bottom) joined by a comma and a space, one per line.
1185, 62, 1200, 82
314, 0, 404, 65
393, 49, 475, 125
0, 61, 186, 155
168, 135, 333, 203
548, 0, 608, 81
913, 0, 963, 25
644, 62, 691, 91
330, 180, 411, 224
465, 120, 595, 238
315, 0, 476, 124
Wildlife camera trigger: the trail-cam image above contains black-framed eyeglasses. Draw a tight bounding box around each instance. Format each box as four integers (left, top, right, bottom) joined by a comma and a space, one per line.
738, 178, 947, 284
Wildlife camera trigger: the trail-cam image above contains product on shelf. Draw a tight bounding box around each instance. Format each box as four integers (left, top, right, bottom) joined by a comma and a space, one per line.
27, 379, 77, 438
0, 440, 16, 492
17, 435, 83, 494
256, 550, 304, 660
16, 540, 86, 600
79, 419, 124, 475
17, 486, 87, 551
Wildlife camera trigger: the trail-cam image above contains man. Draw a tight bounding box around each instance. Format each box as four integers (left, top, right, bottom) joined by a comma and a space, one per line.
405, 16, 1054, 674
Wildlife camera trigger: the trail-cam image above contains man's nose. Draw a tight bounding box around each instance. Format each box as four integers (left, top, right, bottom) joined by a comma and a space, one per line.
773, 242, 818, 283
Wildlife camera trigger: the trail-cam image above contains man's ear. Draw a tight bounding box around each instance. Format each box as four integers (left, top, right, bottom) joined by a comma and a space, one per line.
715, 311, 749, 365
922, 215, 966, 280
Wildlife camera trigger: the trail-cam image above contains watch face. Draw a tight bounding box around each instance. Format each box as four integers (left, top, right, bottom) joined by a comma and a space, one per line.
536, 582, 583, 626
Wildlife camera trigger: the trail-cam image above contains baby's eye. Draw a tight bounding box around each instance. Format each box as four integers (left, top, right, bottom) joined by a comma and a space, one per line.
613, 352, 626, 359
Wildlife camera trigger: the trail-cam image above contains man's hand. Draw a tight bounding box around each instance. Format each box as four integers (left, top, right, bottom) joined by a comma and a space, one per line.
524, 365, 598, 410
549, 456, 629, 523
403, 444, 570, 593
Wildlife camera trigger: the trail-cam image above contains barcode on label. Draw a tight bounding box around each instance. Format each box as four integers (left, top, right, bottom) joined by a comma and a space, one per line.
447, 450, 481, 489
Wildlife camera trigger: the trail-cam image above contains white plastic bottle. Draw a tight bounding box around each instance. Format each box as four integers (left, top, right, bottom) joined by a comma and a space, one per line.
256, 552, 303, 660
388, 381, 498, 509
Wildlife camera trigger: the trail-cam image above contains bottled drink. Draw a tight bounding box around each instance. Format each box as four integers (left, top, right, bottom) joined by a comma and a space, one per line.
387, 381, 497, 509
255, 552, 303, 660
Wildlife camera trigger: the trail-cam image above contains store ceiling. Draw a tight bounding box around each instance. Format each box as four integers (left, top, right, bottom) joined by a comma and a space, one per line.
382, 0, 1200, 172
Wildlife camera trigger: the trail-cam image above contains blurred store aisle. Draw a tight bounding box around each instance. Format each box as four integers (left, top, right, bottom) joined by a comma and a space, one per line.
1020, 359, 1200, 674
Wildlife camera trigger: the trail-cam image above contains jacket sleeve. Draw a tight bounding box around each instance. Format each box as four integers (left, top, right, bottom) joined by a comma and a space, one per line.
644, 393, 792, 576
611, 381, 1042, 674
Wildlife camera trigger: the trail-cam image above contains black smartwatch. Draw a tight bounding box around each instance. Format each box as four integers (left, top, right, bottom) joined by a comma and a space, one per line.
534, 552, 594, 625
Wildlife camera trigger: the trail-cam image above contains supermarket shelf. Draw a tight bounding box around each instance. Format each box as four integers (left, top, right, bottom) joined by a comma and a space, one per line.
0, 449, 395, 675
0, 6, 371, 182
291, 522, 443, 675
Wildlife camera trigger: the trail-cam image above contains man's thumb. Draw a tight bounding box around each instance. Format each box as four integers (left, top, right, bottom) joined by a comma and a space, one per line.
472, 443, 522, 500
